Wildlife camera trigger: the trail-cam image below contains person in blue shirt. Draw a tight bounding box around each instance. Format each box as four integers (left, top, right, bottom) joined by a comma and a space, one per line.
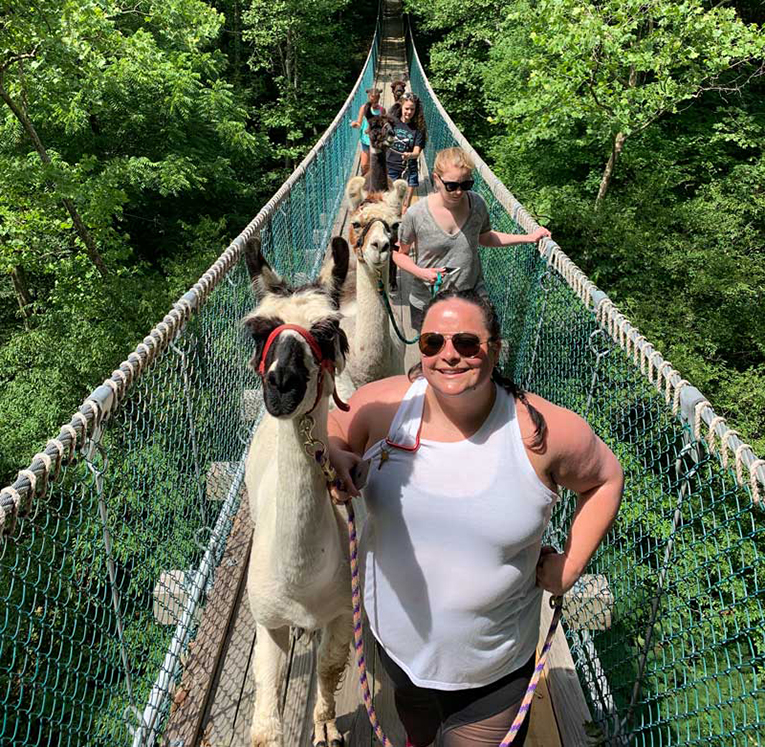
387, 92, 427, 214
351, 87, 386, 176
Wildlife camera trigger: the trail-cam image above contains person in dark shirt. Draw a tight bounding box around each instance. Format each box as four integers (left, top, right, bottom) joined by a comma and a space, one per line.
387, 92, 427, 214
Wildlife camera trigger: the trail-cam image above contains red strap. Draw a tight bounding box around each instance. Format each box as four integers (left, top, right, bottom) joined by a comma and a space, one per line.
258, 324, 325, 376
333, 389, 351, 412
258, 323, 350, 414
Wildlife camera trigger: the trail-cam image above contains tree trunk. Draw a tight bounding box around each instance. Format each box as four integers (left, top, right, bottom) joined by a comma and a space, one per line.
596, 131, 627, 207
285, 28, 294, 93
10, 265, 33, 326
0, 84, 109, 278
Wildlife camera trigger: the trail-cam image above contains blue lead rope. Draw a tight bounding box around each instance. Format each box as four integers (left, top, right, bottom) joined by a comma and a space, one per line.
431, 271, 445, 298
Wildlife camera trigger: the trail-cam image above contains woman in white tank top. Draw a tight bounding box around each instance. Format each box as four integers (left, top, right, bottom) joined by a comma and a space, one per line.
328, 290, 623, 747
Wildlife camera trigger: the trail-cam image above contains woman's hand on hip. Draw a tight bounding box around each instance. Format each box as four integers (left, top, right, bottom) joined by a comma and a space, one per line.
536, 545, 581, 595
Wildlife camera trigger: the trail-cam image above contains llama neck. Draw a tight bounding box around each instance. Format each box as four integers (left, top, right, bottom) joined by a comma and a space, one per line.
353, 262, 390, 359
269, 399, 337, 548
367, 147, 389, 193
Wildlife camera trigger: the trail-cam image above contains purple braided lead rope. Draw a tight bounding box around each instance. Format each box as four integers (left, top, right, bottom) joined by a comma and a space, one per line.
347, 501, 393, 747
499, 596, 563, 746
346, 499, 563, 747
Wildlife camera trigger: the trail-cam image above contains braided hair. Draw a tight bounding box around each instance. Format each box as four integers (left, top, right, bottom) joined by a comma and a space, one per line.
407, 289, 547, 448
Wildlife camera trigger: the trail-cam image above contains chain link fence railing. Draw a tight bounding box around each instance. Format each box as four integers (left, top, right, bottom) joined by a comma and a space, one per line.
2, 9, 763, 747
408, 23, 764, 747
0, 14, 381, 747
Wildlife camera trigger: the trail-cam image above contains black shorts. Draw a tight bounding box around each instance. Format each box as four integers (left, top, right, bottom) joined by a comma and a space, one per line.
376, 642, 535, 745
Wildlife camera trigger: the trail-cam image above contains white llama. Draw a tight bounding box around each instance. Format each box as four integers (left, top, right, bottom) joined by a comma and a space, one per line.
334, 176, 407, 402
243, 237, 352, 747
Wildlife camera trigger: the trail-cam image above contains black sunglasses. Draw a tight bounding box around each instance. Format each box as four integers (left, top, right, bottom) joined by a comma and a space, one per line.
418, 332, 491, 358
401, 92, 419, 102
437, 175, 475, 193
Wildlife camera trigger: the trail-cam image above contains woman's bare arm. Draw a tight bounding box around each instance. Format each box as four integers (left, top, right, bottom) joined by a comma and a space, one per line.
393, 240, 444, 284
328, 376, 410, 500
530, 400, 624, 594
350, 103, 366, 128
479, 226, 551, 247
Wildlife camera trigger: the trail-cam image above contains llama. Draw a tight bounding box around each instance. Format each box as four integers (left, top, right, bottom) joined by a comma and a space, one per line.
243, 238, 352, 747
363, 110, 395, 193
334, 176, 407, 401
389, 79, 407, 120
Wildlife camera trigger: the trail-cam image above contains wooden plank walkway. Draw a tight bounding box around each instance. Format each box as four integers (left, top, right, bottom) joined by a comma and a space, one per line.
163, 1, 598, 745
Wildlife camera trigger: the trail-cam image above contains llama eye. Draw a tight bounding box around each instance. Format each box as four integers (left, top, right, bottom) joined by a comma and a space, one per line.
352, 221, 361, 229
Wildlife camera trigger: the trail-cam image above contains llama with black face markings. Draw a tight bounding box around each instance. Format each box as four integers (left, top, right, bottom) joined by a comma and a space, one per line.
243, 238, 351, 747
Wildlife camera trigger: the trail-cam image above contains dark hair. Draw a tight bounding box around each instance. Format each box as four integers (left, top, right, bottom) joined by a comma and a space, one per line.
399, 93, 428, 146
407, 289, 547, 448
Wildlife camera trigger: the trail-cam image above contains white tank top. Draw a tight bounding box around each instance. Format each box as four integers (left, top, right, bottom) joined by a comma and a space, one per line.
360, 377, 558, 689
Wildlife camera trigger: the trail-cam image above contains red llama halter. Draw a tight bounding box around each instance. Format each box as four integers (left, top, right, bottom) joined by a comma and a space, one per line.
258, 323, 349, 413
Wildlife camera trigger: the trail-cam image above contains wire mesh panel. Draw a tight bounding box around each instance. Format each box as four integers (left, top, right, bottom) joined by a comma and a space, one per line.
2, 11, 764, 747
0, 17, 380, 747
408, 25, 764, 747
0, 261, 256, 746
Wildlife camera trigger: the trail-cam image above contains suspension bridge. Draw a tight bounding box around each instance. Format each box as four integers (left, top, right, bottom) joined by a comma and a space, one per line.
1, 1, 763, 745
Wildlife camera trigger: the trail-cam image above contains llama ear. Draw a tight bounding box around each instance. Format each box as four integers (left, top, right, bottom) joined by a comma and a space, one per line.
326, 237, 349, 308
385, 179, 408, 212
346, 176, 367, 211
244, 236, 287, 299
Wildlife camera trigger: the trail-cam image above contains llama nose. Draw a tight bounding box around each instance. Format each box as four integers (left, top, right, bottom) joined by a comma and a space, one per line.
370, 238, 389, 253
267, 367, 300, 394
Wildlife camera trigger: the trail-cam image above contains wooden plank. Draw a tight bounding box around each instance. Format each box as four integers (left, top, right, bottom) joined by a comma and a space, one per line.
282, 635, 317, 745
153, 570, 195, 627
527, 641, 564, 747
200, 549, 317, 746
163, 496, 252, 747
540, 591, 593, 747
336, 626, 406, 747
563, 574, 613, 632
206, 461, 243, 502
200, 573, 256, 747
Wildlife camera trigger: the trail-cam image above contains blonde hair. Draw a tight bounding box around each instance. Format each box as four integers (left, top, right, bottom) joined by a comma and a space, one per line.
433, 147, 475, 177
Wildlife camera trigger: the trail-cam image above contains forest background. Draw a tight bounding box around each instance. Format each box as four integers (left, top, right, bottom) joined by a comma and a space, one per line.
1, 0, 763, 486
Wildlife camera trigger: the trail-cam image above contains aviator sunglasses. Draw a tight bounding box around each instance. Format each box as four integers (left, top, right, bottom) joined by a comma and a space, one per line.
436, 174, 475, 193
418, 332, 492, 358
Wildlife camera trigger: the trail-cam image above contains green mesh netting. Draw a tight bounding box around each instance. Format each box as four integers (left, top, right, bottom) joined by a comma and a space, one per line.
0, 20, 380, 747
407, 25, 764, 747
1, 13, 763, 747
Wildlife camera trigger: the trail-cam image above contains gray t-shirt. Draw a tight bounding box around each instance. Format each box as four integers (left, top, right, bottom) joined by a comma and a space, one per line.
398, 192, 491, 309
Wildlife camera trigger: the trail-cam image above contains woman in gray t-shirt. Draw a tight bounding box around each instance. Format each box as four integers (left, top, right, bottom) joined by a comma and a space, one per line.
394, 147, 551, 330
